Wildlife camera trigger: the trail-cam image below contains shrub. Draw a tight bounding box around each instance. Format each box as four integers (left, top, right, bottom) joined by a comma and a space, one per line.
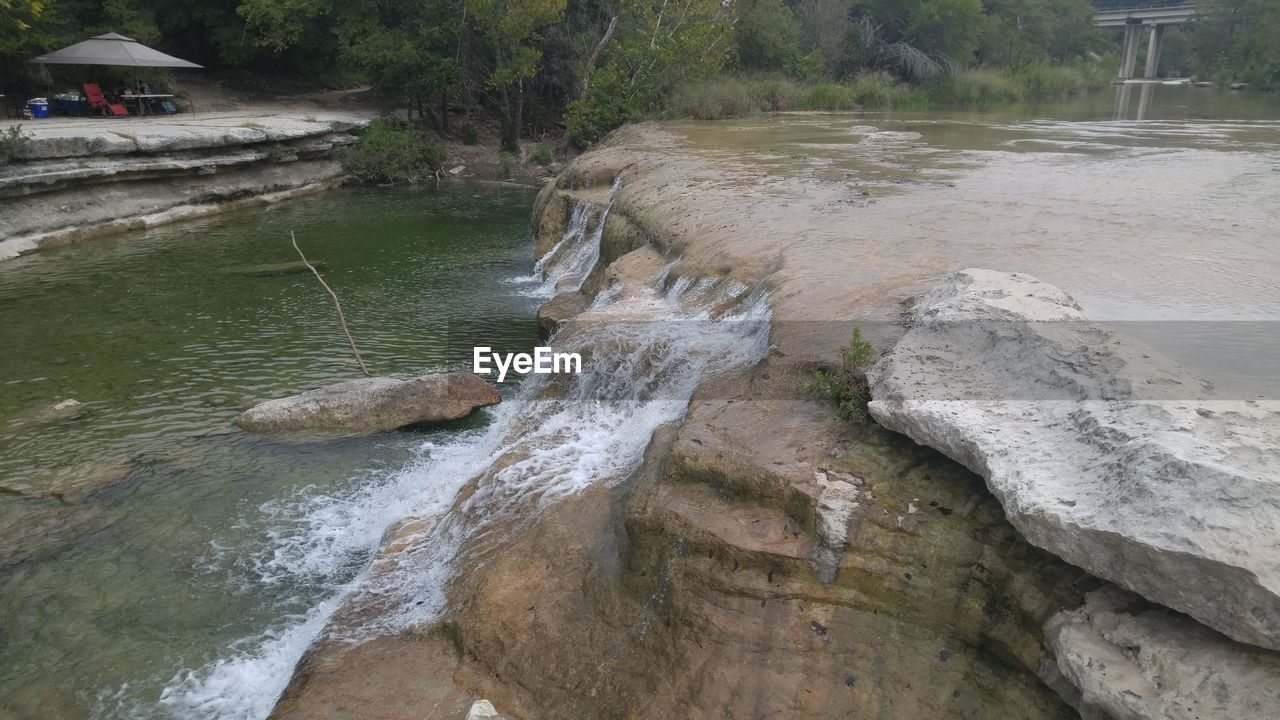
803, 326, 876, 423
530, 143, 554, 166
0, 124, 33, 166
499, 151, 519, 178
1014, 63, 1086, 101
798, 82, 858, 110
461, 124, 479, 145
929, 68, 1023, 105
344, 118, 446, 184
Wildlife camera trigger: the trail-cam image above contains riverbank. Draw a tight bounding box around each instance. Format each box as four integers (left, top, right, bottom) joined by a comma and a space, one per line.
268, 107, 1280, 719
0, 111, 372, 261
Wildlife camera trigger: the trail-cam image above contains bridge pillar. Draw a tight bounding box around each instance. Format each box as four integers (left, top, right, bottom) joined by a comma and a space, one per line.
1119, 20, 1142, 80
1143, 25, 1165, 79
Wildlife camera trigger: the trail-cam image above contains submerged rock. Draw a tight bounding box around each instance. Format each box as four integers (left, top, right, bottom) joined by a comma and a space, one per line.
237, 373, 500, 434
0, 458, 135, 502
4, 398, 85, 434
868, 268, 1280, 650
1043, 585, 1280, 720
230, 260, 326, 277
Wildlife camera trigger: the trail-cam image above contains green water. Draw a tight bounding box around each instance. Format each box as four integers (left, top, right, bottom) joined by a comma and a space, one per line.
0, 185, 540, 717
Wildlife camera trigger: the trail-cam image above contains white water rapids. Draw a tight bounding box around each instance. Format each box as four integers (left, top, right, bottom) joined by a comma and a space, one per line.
137, 186, 771, 720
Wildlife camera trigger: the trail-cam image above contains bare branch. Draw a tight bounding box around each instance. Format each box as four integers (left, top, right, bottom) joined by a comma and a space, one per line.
291, 231, 370, 377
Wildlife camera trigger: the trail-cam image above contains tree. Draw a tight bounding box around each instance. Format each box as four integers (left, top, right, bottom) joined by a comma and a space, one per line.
466, 0, 568, 152
334, 0, 460, 129
906, 0, 984, 62
564, 0, 734, 147
736, 0, 803, 72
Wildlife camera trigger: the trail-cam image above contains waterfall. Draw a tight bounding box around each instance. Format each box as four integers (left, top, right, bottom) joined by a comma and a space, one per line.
517, 179, 621, 299
150, 194, 770, 720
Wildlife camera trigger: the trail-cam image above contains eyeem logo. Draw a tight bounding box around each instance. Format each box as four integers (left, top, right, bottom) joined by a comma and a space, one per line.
473, 347, 582, 382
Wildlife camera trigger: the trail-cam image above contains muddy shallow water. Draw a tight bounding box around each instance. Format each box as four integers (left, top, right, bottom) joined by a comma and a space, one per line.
663, 87, 1279, 396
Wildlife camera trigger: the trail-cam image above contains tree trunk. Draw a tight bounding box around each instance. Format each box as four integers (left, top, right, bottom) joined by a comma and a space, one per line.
500, 82, 521, 154
577, 15, 619, 100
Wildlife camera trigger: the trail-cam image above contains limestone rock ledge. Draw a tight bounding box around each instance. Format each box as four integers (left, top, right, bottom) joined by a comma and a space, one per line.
868, 268, 1280, 650
1043, 585, 1280, 720
0, 112, 370, 261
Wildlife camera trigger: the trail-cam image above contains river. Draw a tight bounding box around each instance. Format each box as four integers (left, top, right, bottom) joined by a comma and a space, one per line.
0, 85, 1277, 719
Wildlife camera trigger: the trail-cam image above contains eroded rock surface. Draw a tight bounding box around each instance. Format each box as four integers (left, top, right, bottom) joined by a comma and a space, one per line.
237, 373, 499, 434
868, 268, 1280, 650
1043, 585, 1280, 720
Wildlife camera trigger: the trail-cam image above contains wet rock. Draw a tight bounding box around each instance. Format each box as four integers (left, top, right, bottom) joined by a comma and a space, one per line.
230, 260, 325, 277
0, 458, 135, 502
237, 373, 500, 434
1043, 585, 1280, 720
536, 291, 588, 332
4, 399, 84, 434
465, 699, 500, 720
868, 268, 1280, 650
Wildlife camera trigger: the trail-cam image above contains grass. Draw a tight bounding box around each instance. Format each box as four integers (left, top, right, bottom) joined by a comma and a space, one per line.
499, 151, 519, 178
667, 62, 1114, 120
804, 326, 876, 423
529, 143, 554, 166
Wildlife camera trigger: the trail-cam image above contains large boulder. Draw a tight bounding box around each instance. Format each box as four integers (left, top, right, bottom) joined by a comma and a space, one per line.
1042, 585, 1280, 720
238, 373, 500, 434
868, 269, 1280, 650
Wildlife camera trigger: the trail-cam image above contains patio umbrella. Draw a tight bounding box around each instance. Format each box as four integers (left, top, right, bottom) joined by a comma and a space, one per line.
31, 32, 202, 69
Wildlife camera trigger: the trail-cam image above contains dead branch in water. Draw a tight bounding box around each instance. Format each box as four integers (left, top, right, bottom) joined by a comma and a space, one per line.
291, 231, 370, 377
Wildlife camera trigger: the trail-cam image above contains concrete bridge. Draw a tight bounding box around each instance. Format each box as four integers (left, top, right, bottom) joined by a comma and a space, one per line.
1094, 3, 1196, 79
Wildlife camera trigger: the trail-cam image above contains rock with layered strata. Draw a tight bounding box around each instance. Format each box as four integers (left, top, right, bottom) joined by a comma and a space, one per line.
1043, 585, 1280, 720
868, 268, 1280, 650
237, 373, 499, 434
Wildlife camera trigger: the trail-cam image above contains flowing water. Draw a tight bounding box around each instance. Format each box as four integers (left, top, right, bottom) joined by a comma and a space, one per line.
0, 186, 541, 718
1, 86, 1278, 719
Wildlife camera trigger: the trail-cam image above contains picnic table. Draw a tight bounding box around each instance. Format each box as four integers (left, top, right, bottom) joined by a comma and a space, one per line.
119, 93, 175, 116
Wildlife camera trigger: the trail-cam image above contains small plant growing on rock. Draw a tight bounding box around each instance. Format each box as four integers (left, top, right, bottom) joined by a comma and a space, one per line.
804, 326, 876, 422
0, 124, 33, 165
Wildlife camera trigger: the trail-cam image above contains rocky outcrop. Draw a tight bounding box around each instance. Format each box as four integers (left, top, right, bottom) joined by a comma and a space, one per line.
237, 373, 500, 434
868, 268, 1280, 650
0, 112, 369, 261
535, 290, 588, 332
1043, 586, 1280, 720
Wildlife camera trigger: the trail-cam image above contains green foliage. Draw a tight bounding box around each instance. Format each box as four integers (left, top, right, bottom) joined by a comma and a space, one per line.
906, 0, 984, 62
736, 0, 803, 72
344, 118, 446, 183
0, 123, 32, 166
1186, 0, 1280, 85
461, 124, 480, 145
565, 0, 735, 147
499, 151, 519, 178
666, 73, 919, 119
804, 326, 876, 423
530, 143, 554, 166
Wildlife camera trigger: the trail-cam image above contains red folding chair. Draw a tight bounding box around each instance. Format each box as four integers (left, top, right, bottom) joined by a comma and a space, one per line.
84, 83, 128, 117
